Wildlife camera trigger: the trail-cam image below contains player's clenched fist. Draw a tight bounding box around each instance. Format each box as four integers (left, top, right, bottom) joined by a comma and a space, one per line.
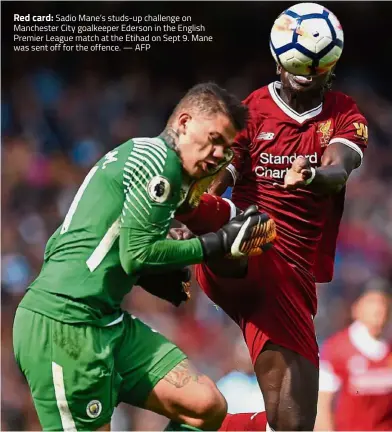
273, 155, 314, 191
199, 205, 276, 259
167, 219, 195, 240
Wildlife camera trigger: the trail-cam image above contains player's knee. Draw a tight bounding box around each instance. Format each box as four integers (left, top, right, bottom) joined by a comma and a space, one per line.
265, 390, 317, 431
256, 343, 318, 431
188, 377, 227, 429
267, 407, 316, 431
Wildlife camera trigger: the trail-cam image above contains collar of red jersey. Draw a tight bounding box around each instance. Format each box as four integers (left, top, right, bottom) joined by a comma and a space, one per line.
349, 320, 389, 361
268, 81, 323, 124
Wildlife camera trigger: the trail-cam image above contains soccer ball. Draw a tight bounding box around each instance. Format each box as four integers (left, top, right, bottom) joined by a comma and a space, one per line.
270, 2, 344, 76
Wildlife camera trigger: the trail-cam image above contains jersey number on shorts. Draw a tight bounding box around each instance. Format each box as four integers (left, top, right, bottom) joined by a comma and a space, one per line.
60, 165, 121, 272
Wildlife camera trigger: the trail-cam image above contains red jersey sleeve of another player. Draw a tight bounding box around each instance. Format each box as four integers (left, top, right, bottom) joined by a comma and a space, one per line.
319, 334, 345, 393
228, 90, 263, 183
328, 94, 369, 167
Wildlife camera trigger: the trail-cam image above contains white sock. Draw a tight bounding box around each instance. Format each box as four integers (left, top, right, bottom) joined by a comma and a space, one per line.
266, 422, 275, 432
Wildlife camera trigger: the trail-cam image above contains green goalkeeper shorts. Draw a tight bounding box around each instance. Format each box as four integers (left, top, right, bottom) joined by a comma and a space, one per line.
13, 307, 186, 431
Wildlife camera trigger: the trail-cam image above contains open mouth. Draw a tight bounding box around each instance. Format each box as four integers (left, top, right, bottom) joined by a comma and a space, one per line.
201, 161, 217, 173
292, 75, 313, 86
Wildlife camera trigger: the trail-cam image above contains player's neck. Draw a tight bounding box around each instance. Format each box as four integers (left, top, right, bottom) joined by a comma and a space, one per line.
367, 326, 383, 340
278, 86, 323, 114
356, 320, 384, 341
160, 127, 180, 152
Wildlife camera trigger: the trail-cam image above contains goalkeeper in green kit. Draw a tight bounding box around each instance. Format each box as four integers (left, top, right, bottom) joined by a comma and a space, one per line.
13, 83, 275, 432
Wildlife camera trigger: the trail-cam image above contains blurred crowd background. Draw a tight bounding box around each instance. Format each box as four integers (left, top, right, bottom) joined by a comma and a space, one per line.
2, 2, 392, 430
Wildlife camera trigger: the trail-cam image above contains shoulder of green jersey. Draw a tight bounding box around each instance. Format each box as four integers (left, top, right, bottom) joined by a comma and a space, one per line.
130, 138, 168, 175
132, 137, 167, 159
122, 137, 174, 225
101, 149, 119, 169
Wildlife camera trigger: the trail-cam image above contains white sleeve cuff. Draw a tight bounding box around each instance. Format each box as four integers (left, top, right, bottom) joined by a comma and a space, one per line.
226, 163, 238, 185
328, 138, 364, 166
222, 198, 237, 220
319, 360, 341, 392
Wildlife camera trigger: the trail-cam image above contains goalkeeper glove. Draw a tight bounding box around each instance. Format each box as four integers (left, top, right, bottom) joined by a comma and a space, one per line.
199, 205, 276, 259
137, 268, 192, 307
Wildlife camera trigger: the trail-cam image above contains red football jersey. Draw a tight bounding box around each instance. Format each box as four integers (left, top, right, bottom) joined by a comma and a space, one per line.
230, 82, 369, 287
319, 321, 392, 431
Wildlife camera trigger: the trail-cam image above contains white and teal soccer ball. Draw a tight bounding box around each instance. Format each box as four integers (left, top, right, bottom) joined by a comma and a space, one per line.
270, 2, 344, 76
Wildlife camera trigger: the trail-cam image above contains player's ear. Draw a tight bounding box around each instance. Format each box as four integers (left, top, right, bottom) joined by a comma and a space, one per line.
276, 64, 282, 75
177, 112, 191, 135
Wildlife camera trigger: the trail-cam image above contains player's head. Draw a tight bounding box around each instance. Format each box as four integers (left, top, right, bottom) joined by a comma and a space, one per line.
277, 64, 336, 97
167, 82, 248, 178
351, 278, 392, 338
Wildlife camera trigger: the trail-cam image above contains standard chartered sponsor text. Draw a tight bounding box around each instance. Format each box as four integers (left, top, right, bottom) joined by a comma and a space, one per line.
255, 152, 318, 179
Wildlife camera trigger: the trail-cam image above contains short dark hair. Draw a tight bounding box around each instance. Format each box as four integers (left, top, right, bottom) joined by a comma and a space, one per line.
356, 278, 392, 301
169, 82, 249, 131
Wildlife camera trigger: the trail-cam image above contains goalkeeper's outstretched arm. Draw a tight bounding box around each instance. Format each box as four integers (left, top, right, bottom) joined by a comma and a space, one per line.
119, 225, 204, 275
120, 194, 273, 276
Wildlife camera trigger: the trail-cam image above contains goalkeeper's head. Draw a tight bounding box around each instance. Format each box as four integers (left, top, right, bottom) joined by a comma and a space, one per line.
166, 82, 248, 178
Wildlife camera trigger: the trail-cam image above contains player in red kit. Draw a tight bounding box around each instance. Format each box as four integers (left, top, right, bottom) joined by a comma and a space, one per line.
315, 279, 392, 431
177, 47, 369, 432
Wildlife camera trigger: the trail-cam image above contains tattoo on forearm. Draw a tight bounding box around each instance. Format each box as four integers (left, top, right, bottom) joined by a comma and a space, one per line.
164, 359, 201, 388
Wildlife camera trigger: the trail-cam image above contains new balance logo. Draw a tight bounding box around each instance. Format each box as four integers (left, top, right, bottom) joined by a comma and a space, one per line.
257, 132, 275, 141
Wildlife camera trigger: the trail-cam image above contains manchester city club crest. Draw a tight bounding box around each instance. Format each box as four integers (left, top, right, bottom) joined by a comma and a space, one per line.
86, 400, 102, 419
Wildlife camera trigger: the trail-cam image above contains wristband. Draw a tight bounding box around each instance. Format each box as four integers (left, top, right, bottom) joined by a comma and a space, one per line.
226, 164, 238, 185
199, 232, 223, 259
305, 167, 316, 186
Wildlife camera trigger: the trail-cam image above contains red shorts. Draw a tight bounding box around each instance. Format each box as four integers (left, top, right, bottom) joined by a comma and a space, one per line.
195, 248, 319, 368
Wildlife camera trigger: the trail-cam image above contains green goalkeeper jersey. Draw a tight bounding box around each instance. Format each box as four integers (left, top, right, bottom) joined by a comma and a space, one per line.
19, 136, 204, 326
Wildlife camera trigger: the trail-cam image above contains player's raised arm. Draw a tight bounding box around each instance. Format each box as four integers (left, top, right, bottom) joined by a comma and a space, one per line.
311, 141, 361, 193
313, 104, 368, 193
275, 98, 368, 194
